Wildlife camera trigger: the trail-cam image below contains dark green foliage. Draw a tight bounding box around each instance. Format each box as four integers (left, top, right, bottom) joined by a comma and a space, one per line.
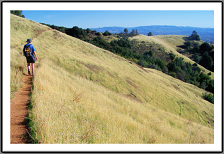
169, 53, 176, 61
67, 26, 86, 39
166, 56, 214, 94
192, 42, 200, 50
131, 29, 136, 34
59, 27, 66, 33
199, 52, 213, 70
148, 32, 153, 36
149, 50, 153, 57
180, 33, 214, 72
143, 50, 153, 57
190, 30, 200, 40
103, 30, 111, 36
169, 72, 176, 78
117, 38, 131, 49
95, 32, 101, 36
129, 29, 136, 37
202, 92, 214, 104
10, 10, 25, 18
184, 41, 192, 48
86, 28, 91, 34
92, 36, 108, 48
124, 28, 128, 34
198, 73, 214, 93
192, 53, 200, 63
167, 62, 176, 72
162, 66, 169, 74
199, 42, 212, 54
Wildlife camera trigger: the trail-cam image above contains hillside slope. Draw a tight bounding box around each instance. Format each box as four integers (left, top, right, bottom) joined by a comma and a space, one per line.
10, 14, 214, 144
129, 35, 214, 79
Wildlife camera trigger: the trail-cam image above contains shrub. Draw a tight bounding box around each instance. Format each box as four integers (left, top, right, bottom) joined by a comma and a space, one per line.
95, 32, 101, 36
169, 53, 176, 61
202, 92, 214, 104
103, 30, 111, 36
169, 72, 176, 78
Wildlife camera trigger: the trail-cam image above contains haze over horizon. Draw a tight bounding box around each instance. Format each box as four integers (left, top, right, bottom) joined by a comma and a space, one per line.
23, 10, 214, 29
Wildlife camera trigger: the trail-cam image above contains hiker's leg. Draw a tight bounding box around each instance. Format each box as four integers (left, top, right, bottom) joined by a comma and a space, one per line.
27, 63, 30, 75
31, 63, 34, 75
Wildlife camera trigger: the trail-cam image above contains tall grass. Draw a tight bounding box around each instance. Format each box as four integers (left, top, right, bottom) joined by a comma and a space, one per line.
32, 60, 213, 143
10, 48, 26, 98
11, 14, 214, 143
10, 14, 51, 98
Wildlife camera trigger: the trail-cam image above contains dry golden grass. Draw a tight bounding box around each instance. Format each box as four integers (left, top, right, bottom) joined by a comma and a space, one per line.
10, 14, 214, 144
32, 60, 213, 144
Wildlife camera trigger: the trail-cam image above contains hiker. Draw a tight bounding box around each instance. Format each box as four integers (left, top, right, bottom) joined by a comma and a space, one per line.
23, 38, 37, 76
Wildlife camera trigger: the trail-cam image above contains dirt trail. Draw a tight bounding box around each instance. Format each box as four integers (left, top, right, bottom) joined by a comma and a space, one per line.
10, 74, 33, 144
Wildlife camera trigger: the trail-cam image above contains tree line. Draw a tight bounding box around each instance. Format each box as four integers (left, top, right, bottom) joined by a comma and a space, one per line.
179, 31, 214, 72
10, 10, 25, 18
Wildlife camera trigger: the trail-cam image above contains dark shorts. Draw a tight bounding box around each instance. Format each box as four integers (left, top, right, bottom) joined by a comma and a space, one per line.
26, 56, 36, 63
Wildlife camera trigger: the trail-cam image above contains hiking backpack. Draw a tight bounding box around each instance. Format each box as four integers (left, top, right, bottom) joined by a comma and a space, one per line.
23, 44, 32, 57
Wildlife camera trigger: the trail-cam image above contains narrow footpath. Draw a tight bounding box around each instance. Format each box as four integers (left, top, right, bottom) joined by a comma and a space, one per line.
10, 74, 33, 144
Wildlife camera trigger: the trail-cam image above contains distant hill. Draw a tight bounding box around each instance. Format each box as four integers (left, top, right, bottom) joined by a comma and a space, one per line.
90, 25, 214, 43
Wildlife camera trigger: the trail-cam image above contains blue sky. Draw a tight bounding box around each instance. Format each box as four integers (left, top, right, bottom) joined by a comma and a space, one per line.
23, 10, 214, 29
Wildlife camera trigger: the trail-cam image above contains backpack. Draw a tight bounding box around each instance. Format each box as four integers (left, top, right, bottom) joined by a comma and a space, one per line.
23, 44, 32, 57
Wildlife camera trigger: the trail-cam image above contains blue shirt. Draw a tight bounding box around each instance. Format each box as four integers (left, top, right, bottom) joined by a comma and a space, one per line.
23, 43, 35, 57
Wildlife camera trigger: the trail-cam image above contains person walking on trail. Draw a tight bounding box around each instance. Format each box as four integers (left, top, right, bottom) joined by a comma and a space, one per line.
23, 38, 37, 76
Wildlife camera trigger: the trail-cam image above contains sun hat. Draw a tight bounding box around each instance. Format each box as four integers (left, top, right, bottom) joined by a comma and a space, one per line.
26, 38, 32, 43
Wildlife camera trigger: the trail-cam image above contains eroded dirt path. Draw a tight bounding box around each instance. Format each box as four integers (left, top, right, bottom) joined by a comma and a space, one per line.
10, 74, 33, 144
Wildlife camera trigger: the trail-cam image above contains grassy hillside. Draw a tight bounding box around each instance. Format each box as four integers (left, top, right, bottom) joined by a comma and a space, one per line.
10, 14, 214, 144
129, 35, 214, 79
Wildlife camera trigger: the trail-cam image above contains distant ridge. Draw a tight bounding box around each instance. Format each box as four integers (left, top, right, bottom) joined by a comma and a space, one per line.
90, 25, 214, 43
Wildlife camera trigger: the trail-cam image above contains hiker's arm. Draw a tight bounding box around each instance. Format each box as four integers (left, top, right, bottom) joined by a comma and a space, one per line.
33, 51, 38, 60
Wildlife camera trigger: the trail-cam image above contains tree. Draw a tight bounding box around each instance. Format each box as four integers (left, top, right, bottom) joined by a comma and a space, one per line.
68, 26, 86, 39
199, 42, 212, 54
103, 30, 111, 36
124, 28, 128, 34
148, 32, 153, 36
193, 42, 199, 49
143, 50, 153, 57
201, 82, 207, 90
59, 27, 65, 33
199, 51, 213, 69
202, 92, 214, 104
162, 66, 169, 74
190, 30, 200, 40
149, 50, 153, 57
169, 53, 176, 61
131, 29, 136, 34
10, 10, 25, 18
167, 62, 176, 72
86, 28, 91, 34
184, 41, 192, 49
190, 42, 200, 53
192, 53, 200, 63
95, 32, 101, 36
